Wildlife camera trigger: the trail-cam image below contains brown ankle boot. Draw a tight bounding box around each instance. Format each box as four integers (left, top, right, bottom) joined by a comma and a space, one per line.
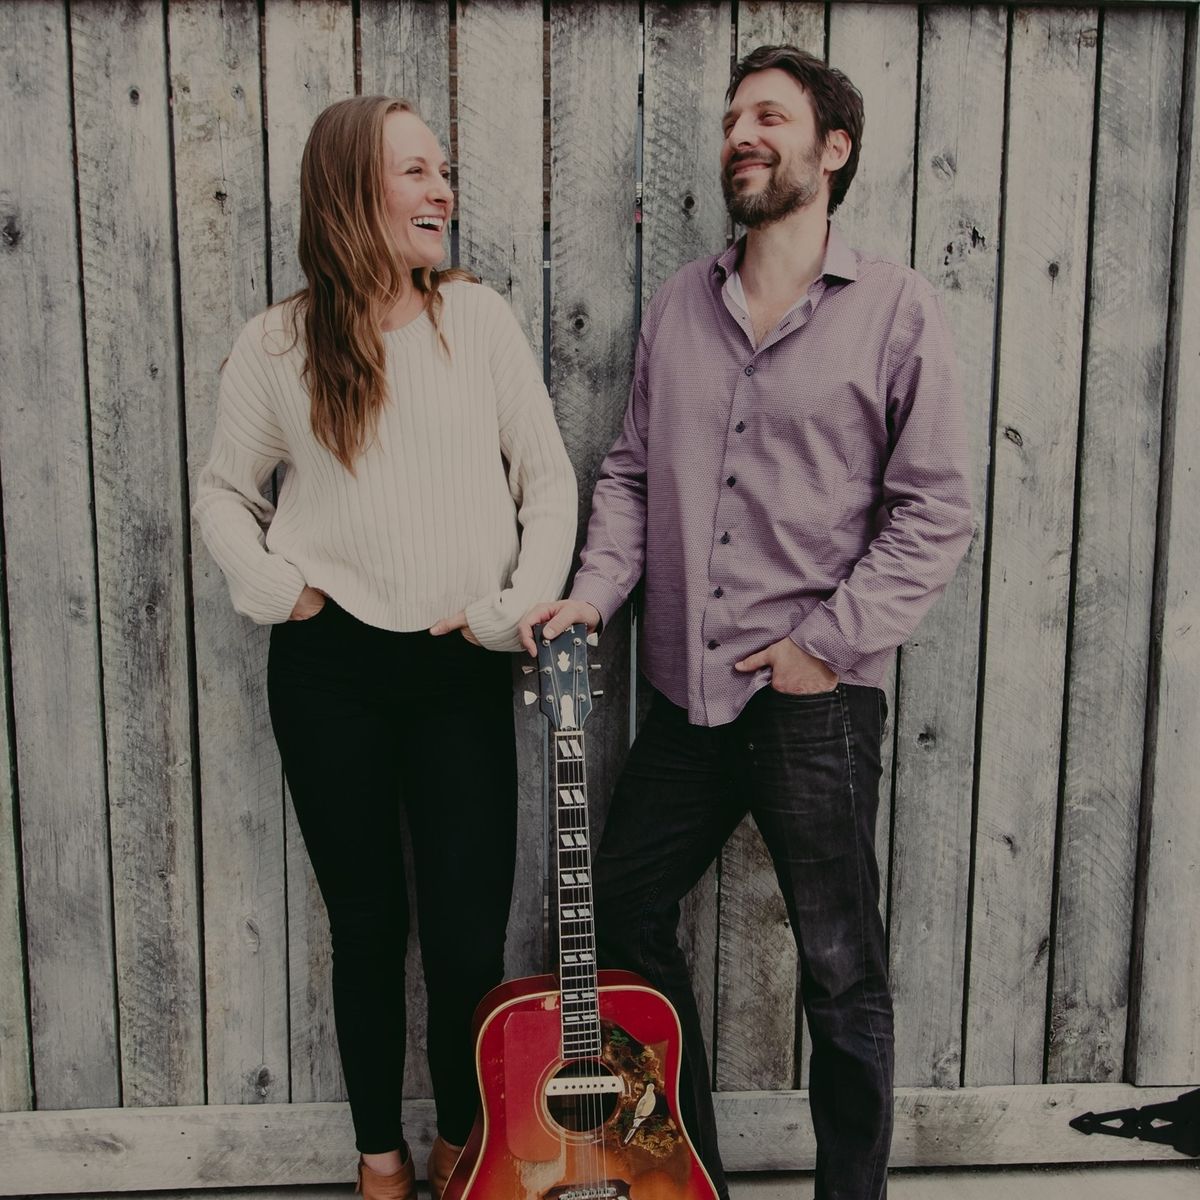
356, 1154, 416, 1200
426, 1136, 464, 1200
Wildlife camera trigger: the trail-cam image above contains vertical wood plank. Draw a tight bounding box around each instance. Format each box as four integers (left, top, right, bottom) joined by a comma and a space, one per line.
736, 2, 825, 54
642, 0, 732, 1073
1135, 8, 1200, 1087
359, 0, 450, 147
71, 0, 203, 1106
890, 4, 1005, 1089
457, 0, 547, 988
262, 0, 355, 1103
827, 3, 917, 260
1050, 7, 1183, 1085
549, 1, 639, 846
169, 0, 288, 1105
457, 0, 544, 345
827, 0, 920, 988
966, 7, 1098, 1087
0, 577, 28, 1110
711, 4, 826, 1096
642, 2, 731, 297
0, 0, 116, 1111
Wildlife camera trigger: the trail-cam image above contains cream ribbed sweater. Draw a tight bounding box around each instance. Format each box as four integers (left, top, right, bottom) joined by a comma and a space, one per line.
194, 281, 577, 652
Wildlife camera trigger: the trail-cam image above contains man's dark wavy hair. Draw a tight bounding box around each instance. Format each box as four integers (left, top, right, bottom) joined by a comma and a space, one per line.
726, 45, 864, 215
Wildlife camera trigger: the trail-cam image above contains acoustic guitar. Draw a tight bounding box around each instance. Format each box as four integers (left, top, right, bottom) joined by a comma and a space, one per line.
443, 624, 719, 1200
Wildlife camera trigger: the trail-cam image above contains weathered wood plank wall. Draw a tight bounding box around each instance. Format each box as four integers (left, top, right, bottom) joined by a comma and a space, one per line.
1, 0, 1198, 1188
170, 0, 285, 1109
968, 4, 1099, 1088
891, 4, 1005, 1091
73, 0, 205, 1105
1052, 5, 1184, 1085
1137, 0, 1200, 1085
0, 0, 118, 1114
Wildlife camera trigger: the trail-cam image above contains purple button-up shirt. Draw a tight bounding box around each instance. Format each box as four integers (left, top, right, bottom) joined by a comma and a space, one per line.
570, 225, 973, 727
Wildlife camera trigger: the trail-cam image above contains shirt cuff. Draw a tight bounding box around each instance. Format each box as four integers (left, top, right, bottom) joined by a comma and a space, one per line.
568, 575, 626, 630
790, 603, 859, 678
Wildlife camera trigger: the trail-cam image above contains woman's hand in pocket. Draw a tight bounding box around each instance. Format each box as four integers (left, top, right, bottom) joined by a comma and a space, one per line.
429, 610, 482, 646
289, 586, 327, 621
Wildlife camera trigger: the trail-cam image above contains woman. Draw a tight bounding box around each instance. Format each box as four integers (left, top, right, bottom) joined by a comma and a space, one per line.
194, 97, 576, 1200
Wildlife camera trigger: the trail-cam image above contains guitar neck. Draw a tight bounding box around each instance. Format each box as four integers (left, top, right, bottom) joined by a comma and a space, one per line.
554, 728, 601, 1058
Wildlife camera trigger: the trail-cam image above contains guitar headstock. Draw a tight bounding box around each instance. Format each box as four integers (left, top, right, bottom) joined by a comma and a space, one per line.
527, 623, 599, 731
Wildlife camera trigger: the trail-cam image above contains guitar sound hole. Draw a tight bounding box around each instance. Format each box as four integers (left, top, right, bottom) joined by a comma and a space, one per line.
545, 1059, 623, 1132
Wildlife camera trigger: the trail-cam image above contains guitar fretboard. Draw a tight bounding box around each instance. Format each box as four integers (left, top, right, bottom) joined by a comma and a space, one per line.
555, 730, 601, 1058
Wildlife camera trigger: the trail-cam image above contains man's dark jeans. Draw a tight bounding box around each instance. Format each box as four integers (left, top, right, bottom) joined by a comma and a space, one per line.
593, 683, 894, 1200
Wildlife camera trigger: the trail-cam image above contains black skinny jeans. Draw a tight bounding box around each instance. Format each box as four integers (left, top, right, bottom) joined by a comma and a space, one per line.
594, 684, 894, 1200
268, 599, 517, 1154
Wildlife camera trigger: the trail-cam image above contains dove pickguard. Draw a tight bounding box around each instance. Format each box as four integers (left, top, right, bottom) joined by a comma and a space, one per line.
442, 626, 719, 1200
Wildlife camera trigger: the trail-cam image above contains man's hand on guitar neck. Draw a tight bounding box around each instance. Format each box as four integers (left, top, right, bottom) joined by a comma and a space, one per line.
518, 599, 601, 657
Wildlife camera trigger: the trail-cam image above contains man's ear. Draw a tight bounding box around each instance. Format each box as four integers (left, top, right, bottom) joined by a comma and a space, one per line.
822, 129, 852, 174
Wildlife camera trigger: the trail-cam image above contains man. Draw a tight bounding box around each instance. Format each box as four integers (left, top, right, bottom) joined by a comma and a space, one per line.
521, 45, 972, 1200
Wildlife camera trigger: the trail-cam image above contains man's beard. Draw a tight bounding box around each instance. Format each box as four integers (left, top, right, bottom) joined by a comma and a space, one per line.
722, 149, 822, 228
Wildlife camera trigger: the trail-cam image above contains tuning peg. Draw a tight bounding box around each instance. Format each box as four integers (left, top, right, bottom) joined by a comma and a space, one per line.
520, 664, 535, 674
523, 691, 538, 706
590, 663, 601, 671
591, 689, 604, 698
586, 632, 599, 647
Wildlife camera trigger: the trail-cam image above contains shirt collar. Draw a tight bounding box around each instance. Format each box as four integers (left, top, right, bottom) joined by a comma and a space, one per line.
712, 221, 859, 285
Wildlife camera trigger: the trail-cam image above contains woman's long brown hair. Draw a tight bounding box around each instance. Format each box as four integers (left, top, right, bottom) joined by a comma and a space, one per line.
288, 96, 471, 472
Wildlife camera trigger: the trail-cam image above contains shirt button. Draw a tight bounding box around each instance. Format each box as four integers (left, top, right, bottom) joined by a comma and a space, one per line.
744, 365, 755, 376
735, 421, 745, 433
726, 475, 736, 487
720, 532, 730, 544
707, 639, 720, 650
713, 587, 724, 598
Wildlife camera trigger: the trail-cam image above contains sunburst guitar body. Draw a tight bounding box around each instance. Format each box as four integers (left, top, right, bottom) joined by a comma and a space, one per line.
444, 625, 719, 1200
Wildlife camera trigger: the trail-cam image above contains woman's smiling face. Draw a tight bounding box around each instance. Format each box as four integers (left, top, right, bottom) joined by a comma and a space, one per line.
381, 110, 453, 269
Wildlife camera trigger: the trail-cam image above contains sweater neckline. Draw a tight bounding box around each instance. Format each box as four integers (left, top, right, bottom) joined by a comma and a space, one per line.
381, 309, 432, 343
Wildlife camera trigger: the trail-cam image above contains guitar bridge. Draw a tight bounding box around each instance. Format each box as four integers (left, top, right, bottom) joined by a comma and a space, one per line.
544, 1183, 630, 1200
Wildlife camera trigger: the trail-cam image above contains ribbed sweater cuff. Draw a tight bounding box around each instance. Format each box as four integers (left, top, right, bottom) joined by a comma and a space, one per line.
232, 559, 309, 625
465, 594, 522, 653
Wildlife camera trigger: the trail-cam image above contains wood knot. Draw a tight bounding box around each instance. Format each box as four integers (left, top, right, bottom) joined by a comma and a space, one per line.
931, 153, 956, 181
129, 87, 140, 105
682, 193, 696, 213
1003, 426, 1023, 448
2, 215, 21, 248
1048, 261, 1060, 280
